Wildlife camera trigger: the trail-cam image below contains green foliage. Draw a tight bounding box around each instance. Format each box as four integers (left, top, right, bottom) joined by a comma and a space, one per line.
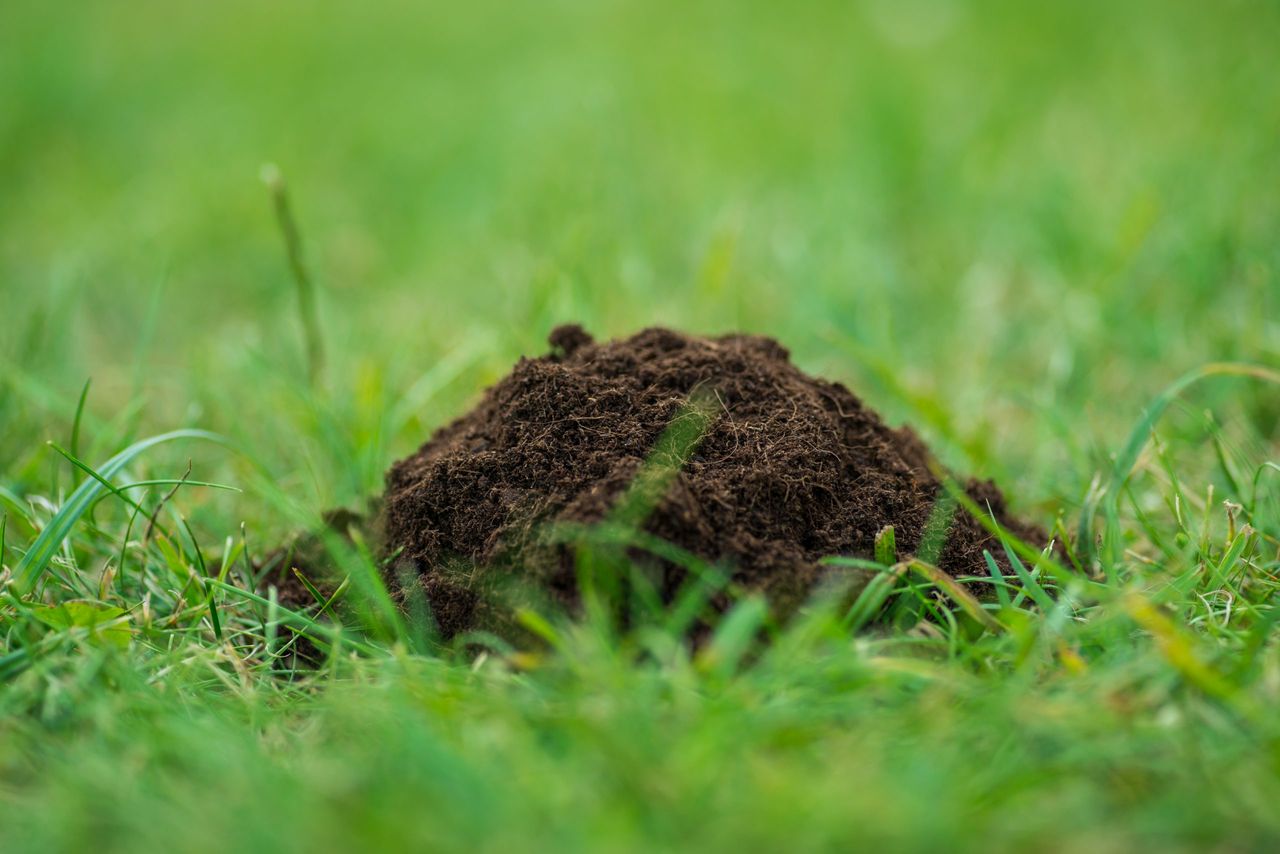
12, 430, 222, 594
31, 601, 131, 650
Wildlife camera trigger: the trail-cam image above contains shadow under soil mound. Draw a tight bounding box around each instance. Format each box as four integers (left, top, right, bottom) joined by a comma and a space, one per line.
380, 326, 1049, 638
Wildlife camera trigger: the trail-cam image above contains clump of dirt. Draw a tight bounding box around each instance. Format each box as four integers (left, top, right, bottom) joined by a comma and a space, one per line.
382, 326, 1046, 638
259, 506, 370, 612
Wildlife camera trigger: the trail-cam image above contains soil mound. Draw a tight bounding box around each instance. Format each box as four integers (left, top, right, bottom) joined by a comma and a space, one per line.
383, 326, 1046, 637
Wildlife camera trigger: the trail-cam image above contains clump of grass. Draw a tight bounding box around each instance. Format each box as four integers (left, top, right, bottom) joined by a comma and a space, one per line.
1, 364, 1278, 850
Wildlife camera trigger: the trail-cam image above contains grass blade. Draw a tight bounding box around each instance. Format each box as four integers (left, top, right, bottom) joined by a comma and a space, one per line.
1091, 363, 1280, 565
842, 562, 910, 632
1003, 539, 1054, 612
70, 377, 91, 484
983, 550, 1012, 610
906, 559, 1005, 634
261, 163, 324, 386
13, 430, 224, 595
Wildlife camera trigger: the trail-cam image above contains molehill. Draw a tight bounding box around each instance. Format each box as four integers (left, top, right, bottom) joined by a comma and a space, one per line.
379, 326, 1046, 638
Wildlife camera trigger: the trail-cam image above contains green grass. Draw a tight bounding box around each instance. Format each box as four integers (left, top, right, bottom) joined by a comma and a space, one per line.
2, 0, 1280, 849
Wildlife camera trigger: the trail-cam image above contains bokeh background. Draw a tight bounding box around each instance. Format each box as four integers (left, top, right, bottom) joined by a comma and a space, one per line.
2, 0, 1277, 534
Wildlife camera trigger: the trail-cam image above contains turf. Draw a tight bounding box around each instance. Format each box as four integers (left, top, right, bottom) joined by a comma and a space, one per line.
2, 0, 1279, 850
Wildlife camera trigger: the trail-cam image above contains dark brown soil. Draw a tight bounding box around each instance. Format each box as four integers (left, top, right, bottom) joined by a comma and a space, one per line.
382, 326, 1046, 638
259, 507, 368, 612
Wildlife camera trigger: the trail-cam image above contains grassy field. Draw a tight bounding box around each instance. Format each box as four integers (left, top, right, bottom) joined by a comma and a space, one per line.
2, 0, 1279, 850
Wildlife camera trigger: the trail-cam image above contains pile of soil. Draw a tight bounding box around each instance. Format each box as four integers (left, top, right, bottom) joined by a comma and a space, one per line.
382, 326, 1046, 638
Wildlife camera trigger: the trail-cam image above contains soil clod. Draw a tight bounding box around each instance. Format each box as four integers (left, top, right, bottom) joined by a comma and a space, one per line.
382, 326, 1046, 638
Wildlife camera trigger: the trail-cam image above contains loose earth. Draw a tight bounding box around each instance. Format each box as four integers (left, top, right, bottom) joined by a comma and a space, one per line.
381, 326, 1047, 638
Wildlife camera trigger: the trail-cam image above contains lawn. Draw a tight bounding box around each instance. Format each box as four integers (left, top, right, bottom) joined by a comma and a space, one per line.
2, 0, 1279, 850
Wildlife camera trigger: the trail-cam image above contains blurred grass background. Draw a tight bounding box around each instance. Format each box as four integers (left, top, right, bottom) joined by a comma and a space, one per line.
3, 0, 1276, 529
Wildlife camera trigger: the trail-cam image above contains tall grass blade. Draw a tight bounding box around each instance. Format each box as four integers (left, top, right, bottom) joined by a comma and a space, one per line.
13, 430, 223, 595
70, 377, 91, 485
261, 163, 324, 387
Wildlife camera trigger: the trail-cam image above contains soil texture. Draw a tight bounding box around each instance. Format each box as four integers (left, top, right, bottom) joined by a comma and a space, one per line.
382, 326, 1047, 638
